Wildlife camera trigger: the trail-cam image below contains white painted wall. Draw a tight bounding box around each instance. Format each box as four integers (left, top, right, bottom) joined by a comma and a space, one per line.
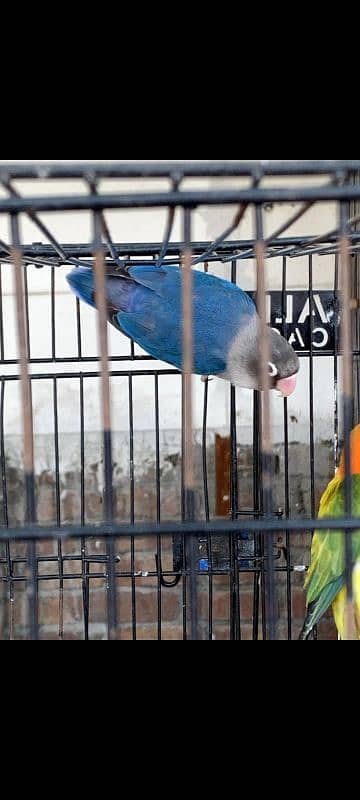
0, 160, 341, 475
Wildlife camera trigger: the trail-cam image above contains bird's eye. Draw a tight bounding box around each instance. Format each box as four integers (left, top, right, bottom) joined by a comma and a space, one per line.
269, 362, 278, 378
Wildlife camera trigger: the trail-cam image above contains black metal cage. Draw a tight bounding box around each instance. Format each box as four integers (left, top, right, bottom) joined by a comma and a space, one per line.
0, 160, 359, 640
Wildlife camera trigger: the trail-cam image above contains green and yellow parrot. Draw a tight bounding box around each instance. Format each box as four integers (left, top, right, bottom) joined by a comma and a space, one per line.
300, 425, 360, 640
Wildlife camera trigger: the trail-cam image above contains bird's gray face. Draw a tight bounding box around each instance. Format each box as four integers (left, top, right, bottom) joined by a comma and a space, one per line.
224, 319, 299, 396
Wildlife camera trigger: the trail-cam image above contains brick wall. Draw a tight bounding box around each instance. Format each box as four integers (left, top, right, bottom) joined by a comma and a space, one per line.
0, 439, 338, 640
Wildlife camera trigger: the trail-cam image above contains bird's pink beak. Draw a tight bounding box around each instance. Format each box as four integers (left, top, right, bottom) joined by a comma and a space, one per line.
276, 375, 297, 397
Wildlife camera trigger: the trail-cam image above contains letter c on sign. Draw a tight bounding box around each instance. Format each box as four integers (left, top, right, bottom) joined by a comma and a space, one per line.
313, 328, 329, 349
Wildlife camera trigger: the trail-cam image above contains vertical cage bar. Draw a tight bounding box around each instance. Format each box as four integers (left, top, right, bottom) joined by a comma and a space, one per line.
230, 259, 241, 640
340, 202, 355, 639
53, 378, 64, 639
24, 266, 31, 361
1, 379, 13, 640
308, 257, 318, 629
182, 207, 198, 641
334, 255, 340, 469
255, 204, 276, 640
350, 171, 360, 425
76, 298, 82, 360
309, 256, 316, 519
230, 383, 241, 641
155, 374, 162, 640
282, 257, 292, 640
10, 214, 38, 640
0, 264, 5, 363
128, 375, 136, 640
0, 381, 9, 529
230, 262, 240, 523
51, 267, 56, 361
93, 211, 116, 640
80, 375, 89, 640
252, 392, 263, 640
202, 379, 210, 523
202, 377, 213, 640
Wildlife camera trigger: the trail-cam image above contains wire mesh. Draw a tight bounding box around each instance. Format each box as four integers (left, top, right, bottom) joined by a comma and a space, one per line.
0, 161, 359, 640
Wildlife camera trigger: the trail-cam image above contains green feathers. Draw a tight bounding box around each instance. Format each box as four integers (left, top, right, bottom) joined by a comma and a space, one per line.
301, 475, 360, 640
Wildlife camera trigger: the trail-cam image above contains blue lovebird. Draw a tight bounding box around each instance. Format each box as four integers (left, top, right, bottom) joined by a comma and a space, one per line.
67, 265, 299, 395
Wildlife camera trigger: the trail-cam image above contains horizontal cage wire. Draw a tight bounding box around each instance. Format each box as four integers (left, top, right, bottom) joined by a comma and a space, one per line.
0, 161, 359, 641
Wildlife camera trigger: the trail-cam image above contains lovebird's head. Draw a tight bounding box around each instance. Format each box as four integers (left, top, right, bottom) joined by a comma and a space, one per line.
225, 322, 300, 397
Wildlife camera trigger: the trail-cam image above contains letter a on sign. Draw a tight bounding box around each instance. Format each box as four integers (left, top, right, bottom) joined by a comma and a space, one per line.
298, 295, 328, 325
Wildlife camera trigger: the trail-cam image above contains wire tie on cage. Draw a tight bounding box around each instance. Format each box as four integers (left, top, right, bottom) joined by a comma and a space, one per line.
155, 553, 182, 589
170, 170, 183, 186
335, 170, 347, 186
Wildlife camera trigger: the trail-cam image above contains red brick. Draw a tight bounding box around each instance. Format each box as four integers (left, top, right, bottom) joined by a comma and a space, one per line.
239, 589, 255, 621
59, 575, 85, 591
161, 590, 183, 623
38, 630, 84, 641
37, 486, 56, 524
62, 490, 81, 522
213, 592, 231, 621
317, 614, 338, 641
12, 592, 27, 627
161, 493, 181, 519
198, 590, 210, 617
113, 588, 137, 626
119, 552, 157, 581
213, 625, 231, 641
89, 578, 106, 591
292, 589, 307, 620
38, 587, 83, 627
38, 561, 59, 578
38, 540, 57, 557
88, 590, 107, 624
137, 575, 166, 590
135, 553, 158, 574
85, 493, 103, 521
119, 625, 158, 641
116, 587, 134, 625
117, 626, 137, 641
160, 625, 185, 641
136, 623, 166, 642
114, 496, 130, 521
133, 537, 158, 553
135, 590, 158, 624
38, 632, 64, 641
238, 573, 255, 589
117, 537, 133, 556
60, 591, 83, 626
86, 538, 107, 556
61, 539, 83, 556
62, 559, 82, 577
240, 625, 256, 641
135, 490, 158, 521
213, 575, 231, 593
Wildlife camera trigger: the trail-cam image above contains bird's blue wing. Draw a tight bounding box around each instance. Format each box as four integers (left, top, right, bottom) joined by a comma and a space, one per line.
128, 265, 255, 315
116, 266, 256, 374
67, 265, 257, 376
127, 265, 170, 295
118, 310, 227, 373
